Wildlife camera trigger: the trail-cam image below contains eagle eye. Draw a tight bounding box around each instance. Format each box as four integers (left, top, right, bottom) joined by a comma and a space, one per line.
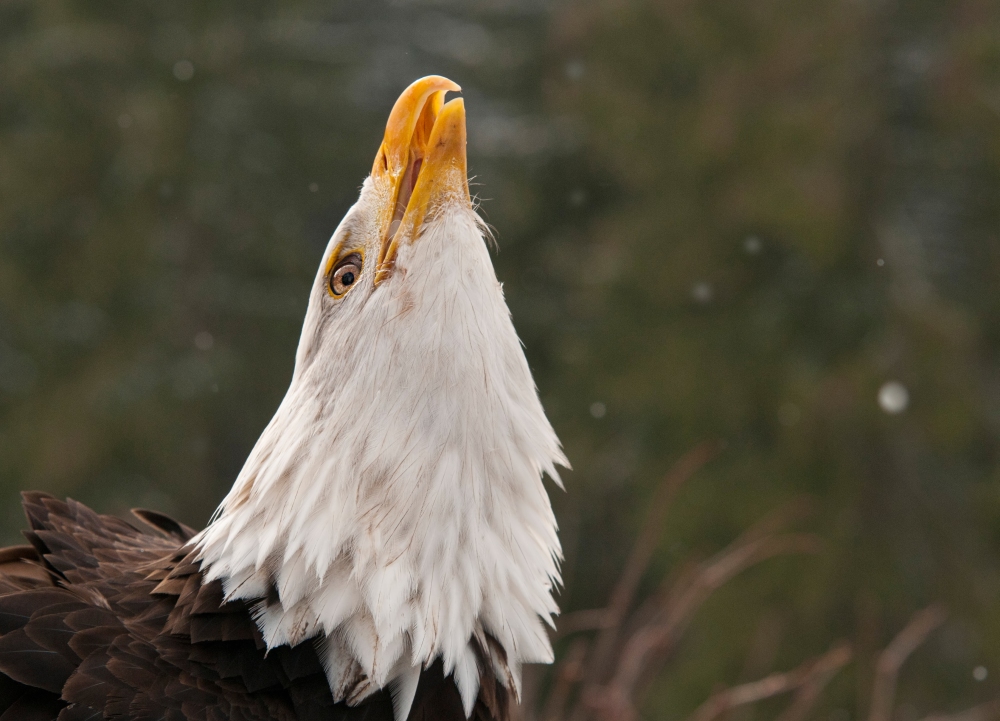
329, 253, 362, 297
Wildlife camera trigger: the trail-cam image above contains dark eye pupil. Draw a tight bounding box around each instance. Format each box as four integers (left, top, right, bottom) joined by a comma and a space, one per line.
342, 271, 355, 286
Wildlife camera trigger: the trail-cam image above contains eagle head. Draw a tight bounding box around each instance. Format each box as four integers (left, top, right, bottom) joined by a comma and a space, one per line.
197, 76, 568, 720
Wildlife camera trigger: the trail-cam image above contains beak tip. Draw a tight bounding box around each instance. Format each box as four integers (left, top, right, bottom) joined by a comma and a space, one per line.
439, 97, 466, 126
440, 100, 468, 158
377, 76, 463, 175
422, 75, 461, 93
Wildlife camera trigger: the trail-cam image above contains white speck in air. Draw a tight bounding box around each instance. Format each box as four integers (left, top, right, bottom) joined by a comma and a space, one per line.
565, 60, 585, 81
590, 402, 606, 419
692, 282, 713, 303
878, 381, 909, 414
173, 60, 195, 81
194, 331, 215, 351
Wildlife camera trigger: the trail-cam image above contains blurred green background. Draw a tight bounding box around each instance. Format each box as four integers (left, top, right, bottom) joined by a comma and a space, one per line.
2, 0, 999, 717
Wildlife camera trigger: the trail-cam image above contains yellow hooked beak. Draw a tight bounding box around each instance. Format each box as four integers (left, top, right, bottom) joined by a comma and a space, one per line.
371, 76, 471, 286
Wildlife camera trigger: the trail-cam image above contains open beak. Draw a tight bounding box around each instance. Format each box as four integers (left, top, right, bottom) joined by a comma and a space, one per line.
371, 76, 470, 286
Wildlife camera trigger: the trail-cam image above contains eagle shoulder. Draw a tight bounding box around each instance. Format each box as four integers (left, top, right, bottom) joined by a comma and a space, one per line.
0, 493, 502, 721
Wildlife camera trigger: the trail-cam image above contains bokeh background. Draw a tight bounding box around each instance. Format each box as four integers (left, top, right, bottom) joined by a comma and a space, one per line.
2, 0, 1000, 717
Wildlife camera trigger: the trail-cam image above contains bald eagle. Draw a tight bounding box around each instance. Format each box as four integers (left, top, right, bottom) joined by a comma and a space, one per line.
0, 76, 567, 721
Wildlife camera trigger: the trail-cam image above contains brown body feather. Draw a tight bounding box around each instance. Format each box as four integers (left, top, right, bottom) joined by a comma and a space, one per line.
0, 493, 507, 721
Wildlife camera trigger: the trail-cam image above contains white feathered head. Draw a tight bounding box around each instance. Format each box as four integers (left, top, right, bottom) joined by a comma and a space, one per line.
198, 76, 568, 720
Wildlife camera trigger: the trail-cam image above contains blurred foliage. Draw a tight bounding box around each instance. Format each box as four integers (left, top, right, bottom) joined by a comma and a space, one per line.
1, 0, 999, 717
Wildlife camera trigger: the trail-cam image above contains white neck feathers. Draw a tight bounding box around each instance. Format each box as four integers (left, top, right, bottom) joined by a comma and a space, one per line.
196, 206, 566, 719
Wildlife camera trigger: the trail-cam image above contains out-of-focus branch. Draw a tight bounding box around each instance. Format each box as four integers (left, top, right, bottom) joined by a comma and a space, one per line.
543, 444, 828, 721
542, 639, 590, 721
554, 609, 616, 640
562, 529, 819, 721
686, 643, 853, 721
868, 604, 947, 721
528, 445, 958, 721
723, 613, 784, 721
579, 441, 721, 687
516, 665, 542, 721
920, 699, 1000, 721
606, 441, 721, 618
776, 642, 853, 721
611, 532, 820, 695
729, 497, 814, 549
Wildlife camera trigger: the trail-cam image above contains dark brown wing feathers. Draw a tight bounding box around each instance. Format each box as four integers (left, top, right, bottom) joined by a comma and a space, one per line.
0, 545, 53, 585
0, 492, 506, 721
130, 509, 197, 544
